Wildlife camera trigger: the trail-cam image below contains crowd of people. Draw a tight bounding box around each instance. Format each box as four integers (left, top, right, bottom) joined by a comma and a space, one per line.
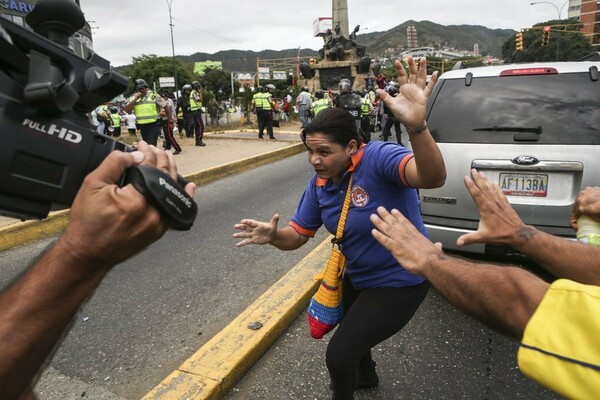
88, 78, 216, 153
2, 56, 599, 399
281, 74, 408, 147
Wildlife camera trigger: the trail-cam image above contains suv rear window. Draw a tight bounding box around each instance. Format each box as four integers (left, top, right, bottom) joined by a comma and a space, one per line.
427, 72, 600, 145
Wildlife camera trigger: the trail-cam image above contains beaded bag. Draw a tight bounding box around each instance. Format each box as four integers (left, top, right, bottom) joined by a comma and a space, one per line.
307, 175, 352, 339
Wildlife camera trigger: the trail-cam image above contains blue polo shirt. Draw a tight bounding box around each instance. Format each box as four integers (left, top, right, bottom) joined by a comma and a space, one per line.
290, 141, 427, 289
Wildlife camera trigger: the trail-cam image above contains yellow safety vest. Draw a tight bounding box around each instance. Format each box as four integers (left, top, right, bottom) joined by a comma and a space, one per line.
190, 91, 202, 111
253, 92, 263, 109
131, 91, 160, 125
312, 98, 329, 116
110, 113, 121, 127
361, 97, 371, 116
262, 92, 273, 111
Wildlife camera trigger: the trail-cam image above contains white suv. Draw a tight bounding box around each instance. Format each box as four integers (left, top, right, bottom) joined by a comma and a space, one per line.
418, 61, 600, 257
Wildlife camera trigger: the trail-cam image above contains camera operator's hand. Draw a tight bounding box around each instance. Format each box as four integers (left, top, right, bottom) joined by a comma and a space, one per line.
60, 141, 196, 269
0, 142, 195, 400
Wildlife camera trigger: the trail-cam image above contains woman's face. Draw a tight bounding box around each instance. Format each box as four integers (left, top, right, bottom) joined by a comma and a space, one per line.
305, 132, 356, 184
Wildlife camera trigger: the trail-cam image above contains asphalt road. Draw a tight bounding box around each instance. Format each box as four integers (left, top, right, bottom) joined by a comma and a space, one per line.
0, 153, 328, 399
225, 288, 560, 400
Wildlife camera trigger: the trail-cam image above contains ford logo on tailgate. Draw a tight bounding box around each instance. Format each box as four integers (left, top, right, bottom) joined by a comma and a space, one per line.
512, 156, 539, 166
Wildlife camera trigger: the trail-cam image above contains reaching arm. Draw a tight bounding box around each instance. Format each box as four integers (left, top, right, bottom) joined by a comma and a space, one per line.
458, 169, 600, 285
370, 206, 548, 339
233, 214, 309, 251
377, 57, 445, 189
0, 142, 196, 399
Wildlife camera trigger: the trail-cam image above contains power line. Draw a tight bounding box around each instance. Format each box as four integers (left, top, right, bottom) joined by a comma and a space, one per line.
172, 17, 261, 50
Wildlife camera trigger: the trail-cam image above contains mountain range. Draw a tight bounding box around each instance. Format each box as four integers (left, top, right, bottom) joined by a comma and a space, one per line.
174, 20, 516, 72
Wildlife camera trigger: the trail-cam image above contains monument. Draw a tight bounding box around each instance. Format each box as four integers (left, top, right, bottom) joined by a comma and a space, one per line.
300, 0, 372, 92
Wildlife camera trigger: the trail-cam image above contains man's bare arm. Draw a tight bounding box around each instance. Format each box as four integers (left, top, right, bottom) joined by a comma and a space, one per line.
458, 170, 600, 285
370, 207, 547, 339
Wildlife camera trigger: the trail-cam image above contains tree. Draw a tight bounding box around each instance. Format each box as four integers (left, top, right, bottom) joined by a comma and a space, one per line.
235, 84, 255, 125
199, 67, 231, 101
502, 20, 593, 63
120, 54, 194, 96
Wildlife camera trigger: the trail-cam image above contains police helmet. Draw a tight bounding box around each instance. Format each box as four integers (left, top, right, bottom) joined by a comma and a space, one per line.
110, 106, 119, 113
135, 79, 148, 89
257, 85, 264, 92
192, 81, 201, 89
314, 89, 324, 99
265, 84, 276, 91
386, 86, 399, 97
182, 84, 192, 91
338, 78, 351, 94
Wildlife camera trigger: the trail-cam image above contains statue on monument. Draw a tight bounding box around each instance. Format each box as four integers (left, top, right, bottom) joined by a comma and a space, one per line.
320, 23, 367, 61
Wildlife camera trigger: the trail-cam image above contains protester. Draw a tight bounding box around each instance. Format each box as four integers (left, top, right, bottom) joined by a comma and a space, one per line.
234, 56, 445, 399
370, 169, 600, 399
124, 111, 137, 137
295, 86, 312, 128
0, 142, 196, 400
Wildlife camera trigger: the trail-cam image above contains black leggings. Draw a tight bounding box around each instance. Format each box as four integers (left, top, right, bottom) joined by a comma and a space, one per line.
326, 275, 429, 399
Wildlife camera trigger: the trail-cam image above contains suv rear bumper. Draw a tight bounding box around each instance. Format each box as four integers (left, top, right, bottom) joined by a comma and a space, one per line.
422, 215, 575, 257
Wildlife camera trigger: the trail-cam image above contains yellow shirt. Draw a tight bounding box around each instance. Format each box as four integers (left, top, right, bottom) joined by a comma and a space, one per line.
518, 279, 600, 399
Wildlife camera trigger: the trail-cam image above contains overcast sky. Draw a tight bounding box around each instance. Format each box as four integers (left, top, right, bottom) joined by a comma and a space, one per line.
79, 0, 570, 66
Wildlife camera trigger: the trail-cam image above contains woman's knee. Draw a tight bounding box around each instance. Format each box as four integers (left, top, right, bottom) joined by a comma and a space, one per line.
326, 337, 358, 373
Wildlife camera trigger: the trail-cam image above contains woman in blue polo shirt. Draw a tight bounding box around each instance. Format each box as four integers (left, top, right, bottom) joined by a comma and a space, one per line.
234, 56, 446, 399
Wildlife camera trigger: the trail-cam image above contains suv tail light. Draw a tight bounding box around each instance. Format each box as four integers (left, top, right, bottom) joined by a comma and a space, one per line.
499, 67, 558, 76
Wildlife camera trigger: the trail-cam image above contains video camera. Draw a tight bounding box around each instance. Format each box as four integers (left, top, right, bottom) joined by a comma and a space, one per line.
0, 0, 197, 230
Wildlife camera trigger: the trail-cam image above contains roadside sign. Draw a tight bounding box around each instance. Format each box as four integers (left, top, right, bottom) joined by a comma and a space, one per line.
159, 77, 175, 87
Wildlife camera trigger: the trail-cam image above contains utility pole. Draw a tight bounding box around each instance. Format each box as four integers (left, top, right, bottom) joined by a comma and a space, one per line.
166, 0, 178, 96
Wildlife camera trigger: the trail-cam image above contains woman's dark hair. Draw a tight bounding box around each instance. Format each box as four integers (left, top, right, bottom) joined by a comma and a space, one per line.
301, 107, 363, 147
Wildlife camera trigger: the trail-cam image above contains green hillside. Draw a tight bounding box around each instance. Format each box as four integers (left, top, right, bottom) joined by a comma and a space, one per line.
356, 20, 514, 57
119, 21, 515, 72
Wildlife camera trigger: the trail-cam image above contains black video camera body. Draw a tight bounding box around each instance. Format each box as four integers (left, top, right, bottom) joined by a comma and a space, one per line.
0, 0, 197, 230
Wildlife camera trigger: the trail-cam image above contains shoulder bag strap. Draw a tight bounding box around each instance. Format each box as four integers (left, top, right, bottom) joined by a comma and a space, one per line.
333, 174, 353, 243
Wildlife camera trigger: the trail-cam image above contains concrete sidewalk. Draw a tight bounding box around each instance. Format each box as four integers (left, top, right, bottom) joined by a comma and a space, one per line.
0, 130, 304, 251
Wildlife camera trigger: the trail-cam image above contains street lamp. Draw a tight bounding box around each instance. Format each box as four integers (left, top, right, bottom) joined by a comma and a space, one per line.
529, 0, 569, 19
166, 0, 178, 96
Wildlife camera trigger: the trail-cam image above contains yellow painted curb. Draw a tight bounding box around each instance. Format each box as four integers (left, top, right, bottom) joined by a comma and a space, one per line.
0, 210, 70, 253
0, 143, 305, 253
142, 237, 332, 400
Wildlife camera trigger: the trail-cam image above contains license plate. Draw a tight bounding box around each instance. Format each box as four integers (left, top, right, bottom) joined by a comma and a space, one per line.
499, 173, 548, 197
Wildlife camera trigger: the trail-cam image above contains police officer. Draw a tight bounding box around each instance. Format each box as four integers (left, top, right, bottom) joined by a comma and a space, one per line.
123, 79, 173, 146
334, 78, 362, 133
176, 84, 195, 139
176, 102, 186, 138
379, 85, 403, 145
359, 90, 373, 143
310, 89, 330, 117
158, 89, 182, 154
94, 103, 112, 136
190, 81, 206, 146
252, 86, 265, 138
109, 106, 122, 137
261, 84, 276, 140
